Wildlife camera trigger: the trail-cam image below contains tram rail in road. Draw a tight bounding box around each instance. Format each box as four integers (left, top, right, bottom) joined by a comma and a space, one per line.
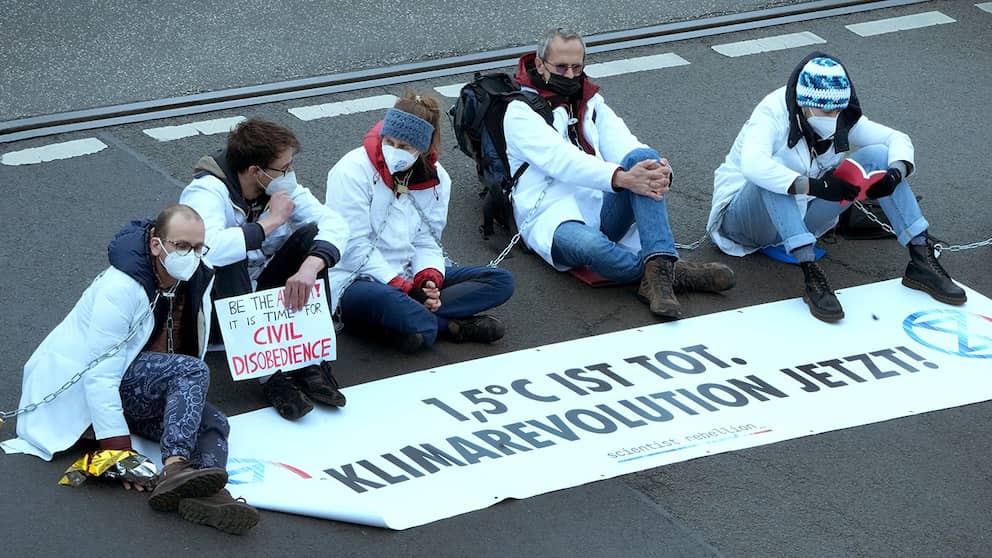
0, 0, 925, 144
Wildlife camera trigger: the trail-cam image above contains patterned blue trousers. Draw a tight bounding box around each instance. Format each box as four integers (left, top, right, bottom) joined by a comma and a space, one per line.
119, 352, 229, 468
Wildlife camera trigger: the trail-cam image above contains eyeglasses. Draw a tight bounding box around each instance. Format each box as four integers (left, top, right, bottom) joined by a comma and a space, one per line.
543, 60, 584, 75
165, 239, 210, 257
263, 160, 294, 177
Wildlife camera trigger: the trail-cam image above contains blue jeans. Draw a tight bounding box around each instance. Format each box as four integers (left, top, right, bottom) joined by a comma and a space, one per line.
339, 265, 514, 347
120, 352, 230, 468
550, 148, 678, 283
720, 144, 929, 253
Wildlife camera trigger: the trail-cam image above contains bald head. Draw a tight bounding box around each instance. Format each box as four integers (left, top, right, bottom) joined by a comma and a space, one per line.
154, 204, 202, 239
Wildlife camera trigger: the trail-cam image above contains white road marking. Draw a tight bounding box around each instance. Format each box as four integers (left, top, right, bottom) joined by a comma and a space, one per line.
584, 53, 690, 78
143, 116, 246, 142
434, 83, 466, 98
845, 11, 955, 37
1, 138, 107, 165
977, 2, 992, 14
712, 31, 826, 57
288, 94, 398, 121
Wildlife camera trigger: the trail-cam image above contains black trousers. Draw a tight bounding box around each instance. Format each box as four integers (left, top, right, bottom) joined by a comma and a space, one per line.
210, 223, 324, 340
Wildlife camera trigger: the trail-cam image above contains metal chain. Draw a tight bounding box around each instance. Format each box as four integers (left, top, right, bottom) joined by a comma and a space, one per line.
489, 178, 552, 267
850, 201, 992, 257
164, 290, 175, 354
0, 290, 164, 422
408, 192, 458, 267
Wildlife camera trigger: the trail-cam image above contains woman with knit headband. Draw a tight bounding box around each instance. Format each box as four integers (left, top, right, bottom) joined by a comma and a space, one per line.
324, 92, 514, 353
707, 52, 966, 323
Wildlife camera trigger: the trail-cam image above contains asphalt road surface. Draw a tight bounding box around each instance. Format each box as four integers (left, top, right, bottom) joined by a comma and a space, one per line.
1, 1, 990, 557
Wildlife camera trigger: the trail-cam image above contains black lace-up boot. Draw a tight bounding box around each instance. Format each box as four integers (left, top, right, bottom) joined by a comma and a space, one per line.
800, 261, 844, 322
902, 236, 967, 305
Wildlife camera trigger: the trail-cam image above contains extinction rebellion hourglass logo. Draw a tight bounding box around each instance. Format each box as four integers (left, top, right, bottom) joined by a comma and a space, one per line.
902, 310, 992, 359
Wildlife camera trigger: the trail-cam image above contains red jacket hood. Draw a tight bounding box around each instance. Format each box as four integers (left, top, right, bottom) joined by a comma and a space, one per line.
363, 121, 440, 193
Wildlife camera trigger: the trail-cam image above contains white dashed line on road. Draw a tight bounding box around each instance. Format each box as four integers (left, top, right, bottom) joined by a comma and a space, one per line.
711, 31, 826, 57
845, 11, 955, 37
584, 53, 690, 78
977, 2, 992, 14
143, 116, 246, 142
434, 84, 465, 98
1, 138, 108, 166
288, 95, 398, 121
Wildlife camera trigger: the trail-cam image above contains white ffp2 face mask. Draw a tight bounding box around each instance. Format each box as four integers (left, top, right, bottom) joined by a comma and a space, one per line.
264, 170, 299, 196
382, 143, 418, 174
807, 115, 838, 139
157, 239, 200, 281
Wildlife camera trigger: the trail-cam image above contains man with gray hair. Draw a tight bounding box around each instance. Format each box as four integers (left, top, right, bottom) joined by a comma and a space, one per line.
504, 28, 734, 320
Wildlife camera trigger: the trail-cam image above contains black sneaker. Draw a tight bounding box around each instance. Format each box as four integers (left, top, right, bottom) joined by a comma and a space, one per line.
261, 371, 314, 420
447, 315, 506, 343
800, 261, 844, 322
902, 237, 967, 305
291, 362, 346, 408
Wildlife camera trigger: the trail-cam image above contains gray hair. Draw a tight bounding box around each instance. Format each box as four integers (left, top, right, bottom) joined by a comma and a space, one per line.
536, 27, 586, 59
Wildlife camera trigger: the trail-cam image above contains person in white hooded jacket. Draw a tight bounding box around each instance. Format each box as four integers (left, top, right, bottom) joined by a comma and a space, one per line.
505, 28, 735, 321
1, 205, 258, 534
326, 93, 514, 353
708, 52, 966, 322
180, 118, 349, 421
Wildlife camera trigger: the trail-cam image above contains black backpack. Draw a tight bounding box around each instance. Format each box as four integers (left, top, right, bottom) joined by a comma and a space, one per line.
449, 72, 554, 239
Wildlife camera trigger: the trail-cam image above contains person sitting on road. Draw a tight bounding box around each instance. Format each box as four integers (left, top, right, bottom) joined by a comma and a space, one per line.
1, 205, 259, 535
707, 52, 966, 322
325, 92, 514, 353
180, 118, 349, 420
504, 28, 735, 321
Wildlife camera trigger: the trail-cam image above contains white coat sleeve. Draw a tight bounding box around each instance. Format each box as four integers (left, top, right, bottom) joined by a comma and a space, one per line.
287, 185, 349, 267
180, 180, 252, 267
81, 281, 142, 440
504, 100, 619, 192
848, 116, 915, 172
325, 164, 397, 284
592, 100, 650, 164
411, 166, 451, 278
738, 106, 803, 194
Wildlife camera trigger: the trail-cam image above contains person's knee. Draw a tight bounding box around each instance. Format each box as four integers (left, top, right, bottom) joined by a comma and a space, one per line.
620, 147, 662, 170
850, 144, 889, 168
487, 268, 515, 300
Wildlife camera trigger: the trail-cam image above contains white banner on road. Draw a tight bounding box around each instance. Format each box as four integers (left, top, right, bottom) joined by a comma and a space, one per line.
213, 282, 335, 381
220, 279, 992, 529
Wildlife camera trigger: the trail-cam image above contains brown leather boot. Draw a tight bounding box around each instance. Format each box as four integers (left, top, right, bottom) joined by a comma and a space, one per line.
148, 460, 228, 512
637, 256, 682, 320
673, 261, 736, 293
178, 488, 260, 535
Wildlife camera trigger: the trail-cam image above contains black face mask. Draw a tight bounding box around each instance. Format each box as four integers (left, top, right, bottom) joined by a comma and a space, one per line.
545, 72, 584, 98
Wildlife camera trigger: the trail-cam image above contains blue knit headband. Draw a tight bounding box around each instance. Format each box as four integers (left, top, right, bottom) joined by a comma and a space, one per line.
381, 108, 434, 153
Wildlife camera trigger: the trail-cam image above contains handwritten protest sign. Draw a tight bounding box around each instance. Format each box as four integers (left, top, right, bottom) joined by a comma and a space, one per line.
213, 281, 336, 381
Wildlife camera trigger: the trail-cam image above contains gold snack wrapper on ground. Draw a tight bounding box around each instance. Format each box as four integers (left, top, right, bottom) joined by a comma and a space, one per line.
59, 450, 158, 487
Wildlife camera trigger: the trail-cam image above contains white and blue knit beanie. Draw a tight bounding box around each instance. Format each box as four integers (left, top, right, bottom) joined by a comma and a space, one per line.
381, 108, 434, 153
796, 57, 851, 111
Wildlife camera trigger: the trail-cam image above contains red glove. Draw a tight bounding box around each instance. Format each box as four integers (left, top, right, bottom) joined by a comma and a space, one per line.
388, 276, 413, 293
413, 268, 444, 289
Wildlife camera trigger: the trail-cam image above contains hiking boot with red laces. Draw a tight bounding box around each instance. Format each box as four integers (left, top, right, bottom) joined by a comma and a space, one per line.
178, 488, 260, 535
148, 459, 228, 512
447, 315, 505, 343
291, 362, 346, 407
